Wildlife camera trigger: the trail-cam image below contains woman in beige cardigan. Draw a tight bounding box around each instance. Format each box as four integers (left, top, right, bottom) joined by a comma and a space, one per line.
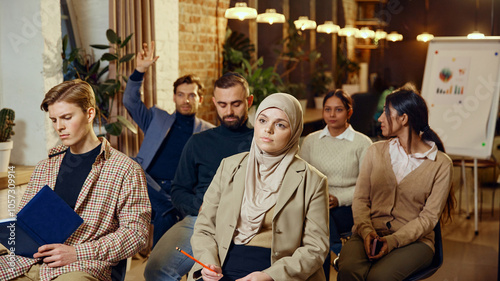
337, 85, 455, 281
188, 93, 329, 281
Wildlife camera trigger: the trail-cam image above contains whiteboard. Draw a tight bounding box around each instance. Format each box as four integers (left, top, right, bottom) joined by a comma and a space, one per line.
421, 37, 500, 159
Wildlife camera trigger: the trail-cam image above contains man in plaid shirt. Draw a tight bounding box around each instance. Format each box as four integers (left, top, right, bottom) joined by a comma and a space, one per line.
0, 79, 151, 281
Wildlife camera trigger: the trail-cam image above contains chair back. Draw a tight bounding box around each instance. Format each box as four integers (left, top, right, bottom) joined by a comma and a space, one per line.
111, 259, 128, 281
349, 92, 380, 137
491, 136, 500, 173
404, 223, 443, 281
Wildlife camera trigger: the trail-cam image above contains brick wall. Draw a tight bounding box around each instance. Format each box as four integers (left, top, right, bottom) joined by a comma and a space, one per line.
178, 0, 229, 124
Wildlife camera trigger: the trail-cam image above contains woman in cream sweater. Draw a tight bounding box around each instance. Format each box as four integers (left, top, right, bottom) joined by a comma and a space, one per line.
299, 90, 372, 255
337, 85, 455, 281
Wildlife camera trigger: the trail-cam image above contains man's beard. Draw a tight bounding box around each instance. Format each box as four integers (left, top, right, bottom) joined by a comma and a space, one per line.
219, 114, 247, 130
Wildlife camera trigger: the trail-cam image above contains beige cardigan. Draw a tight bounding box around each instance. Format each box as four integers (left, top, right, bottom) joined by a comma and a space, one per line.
189, 152, 329, 281
352, 141, 453, 253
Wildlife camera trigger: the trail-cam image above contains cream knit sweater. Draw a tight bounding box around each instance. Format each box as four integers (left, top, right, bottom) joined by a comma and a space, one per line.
299, 128, 372, 206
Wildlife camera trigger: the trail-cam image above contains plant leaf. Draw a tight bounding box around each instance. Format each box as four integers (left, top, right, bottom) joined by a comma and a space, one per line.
242, 59, 252, 74
104, 121, 122, 136
62, 35, 68, 53
119, 53, 135, 63
117, 115, 138, 134
74, 60, 88, 76
63, 60, 69, 73
106, 29, 118, 44
88, 60, 100, 76
256, 57, 264, 66
120, 33, 134, 48
97, 65, 109, 79
104, 83, 117, 96
68, 48, 80, 61
90, 44, 110, 50
101, 53, 118, 61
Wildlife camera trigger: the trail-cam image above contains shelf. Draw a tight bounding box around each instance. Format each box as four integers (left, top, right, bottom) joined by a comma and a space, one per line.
355, 0, 387, 3
0, 165, 34, 190
355, 20, 387, 27
355, 44, 379, 50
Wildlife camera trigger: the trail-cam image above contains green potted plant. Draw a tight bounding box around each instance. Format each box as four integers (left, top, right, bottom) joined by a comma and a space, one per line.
282, 82, 308, 112
309, 61, 333, 109
62, 29, 137, 136
0, 108, 15, 172
234, 57, 283, 107
222, 28, 255, 73
334, 44, 360, 88
274, 19, 322, 106
233, 56, 283, 124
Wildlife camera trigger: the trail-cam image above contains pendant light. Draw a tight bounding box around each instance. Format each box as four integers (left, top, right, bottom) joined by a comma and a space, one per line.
317, 21, 340, 34
467, 0, 485, 39
338, 25, 359, 37
294, 16, 317, 31
417, 32, 434, 42
467, 31, 485, 39
417, 0, 434, 42
224, 2, 257, 21
374, 29, 387, 40
356, 27, 375, 39
386, 31, 403, 42
256, 9, 285, 25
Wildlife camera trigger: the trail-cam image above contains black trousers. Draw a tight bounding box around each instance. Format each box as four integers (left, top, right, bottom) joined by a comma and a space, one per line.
221, 244, 271, 281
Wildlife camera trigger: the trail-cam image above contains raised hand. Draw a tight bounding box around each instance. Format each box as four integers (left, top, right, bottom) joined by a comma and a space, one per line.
136, 41, 159, 73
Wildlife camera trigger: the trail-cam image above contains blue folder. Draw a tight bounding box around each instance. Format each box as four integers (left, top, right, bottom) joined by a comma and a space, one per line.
0, 185, 83, 257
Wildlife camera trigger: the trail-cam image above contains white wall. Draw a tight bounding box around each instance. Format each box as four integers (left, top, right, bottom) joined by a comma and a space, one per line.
154, 0, 178, 113
0, 0, 62, 166
67, 0, 109, 63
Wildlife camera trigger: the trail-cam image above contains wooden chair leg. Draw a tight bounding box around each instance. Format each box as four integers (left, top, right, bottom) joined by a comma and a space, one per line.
492, 189, 496, 217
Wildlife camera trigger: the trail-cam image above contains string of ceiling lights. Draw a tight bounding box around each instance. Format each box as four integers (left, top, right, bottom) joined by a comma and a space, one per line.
224, 2, 402, 42
225, 1, 493, 43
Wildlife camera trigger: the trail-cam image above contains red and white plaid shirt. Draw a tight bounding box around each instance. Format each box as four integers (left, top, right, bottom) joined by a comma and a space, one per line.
0, 138, 151, 281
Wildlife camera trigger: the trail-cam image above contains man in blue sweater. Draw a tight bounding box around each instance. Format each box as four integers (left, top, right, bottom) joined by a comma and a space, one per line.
123, 42, 214, 247
144, 72, 254, 281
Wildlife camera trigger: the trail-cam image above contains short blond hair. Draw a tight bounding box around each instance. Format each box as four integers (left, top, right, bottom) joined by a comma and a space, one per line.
40, 79, 95, 112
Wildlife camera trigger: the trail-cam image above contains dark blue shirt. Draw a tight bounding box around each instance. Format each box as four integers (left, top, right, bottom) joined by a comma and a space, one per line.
147, 112, 195, 180
54, 144, 102, 209
171, 122, 254, 216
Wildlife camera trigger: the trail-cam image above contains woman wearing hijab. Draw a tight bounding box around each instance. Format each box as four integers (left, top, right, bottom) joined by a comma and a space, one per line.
188, 93, 329, 281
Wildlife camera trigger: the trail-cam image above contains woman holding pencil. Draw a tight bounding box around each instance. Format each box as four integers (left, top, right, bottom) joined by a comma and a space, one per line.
188, 93, 329, 281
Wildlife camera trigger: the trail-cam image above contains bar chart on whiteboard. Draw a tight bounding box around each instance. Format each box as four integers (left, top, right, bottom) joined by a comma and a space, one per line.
432, 56, 470, 105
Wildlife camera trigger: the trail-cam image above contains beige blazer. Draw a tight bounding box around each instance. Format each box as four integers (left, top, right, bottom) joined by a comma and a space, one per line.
189, 152, 329, 281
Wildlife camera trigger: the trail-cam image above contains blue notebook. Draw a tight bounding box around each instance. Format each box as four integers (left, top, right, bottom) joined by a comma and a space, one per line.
0, 185, 83, 257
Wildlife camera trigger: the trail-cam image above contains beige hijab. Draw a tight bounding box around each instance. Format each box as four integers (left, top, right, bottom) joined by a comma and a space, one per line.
234, 93, 303, 244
